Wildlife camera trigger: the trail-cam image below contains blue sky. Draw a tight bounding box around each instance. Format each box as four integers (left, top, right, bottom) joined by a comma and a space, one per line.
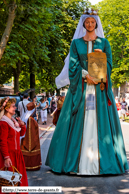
89, 0, 102, 5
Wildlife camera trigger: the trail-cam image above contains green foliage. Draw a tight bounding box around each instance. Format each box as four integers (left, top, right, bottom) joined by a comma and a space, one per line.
98, 0, 129, 87
0, 0, 91, 93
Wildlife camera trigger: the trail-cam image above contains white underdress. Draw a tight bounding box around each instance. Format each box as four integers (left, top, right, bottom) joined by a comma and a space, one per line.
78, 41, 99, 175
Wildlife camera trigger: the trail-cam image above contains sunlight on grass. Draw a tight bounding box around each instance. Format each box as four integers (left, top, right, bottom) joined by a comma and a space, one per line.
118, 189, 129, 193
120, 116, 129, 123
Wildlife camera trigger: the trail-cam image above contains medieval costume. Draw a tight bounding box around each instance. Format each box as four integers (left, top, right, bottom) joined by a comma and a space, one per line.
0, 115, 28, 194
52, 96, 65, 126
45, 9, 128, 175
21, 102, 42, 171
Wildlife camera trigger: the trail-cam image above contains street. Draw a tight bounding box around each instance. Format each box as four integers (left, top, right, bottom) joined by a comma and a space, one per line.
27, 122, 129, 194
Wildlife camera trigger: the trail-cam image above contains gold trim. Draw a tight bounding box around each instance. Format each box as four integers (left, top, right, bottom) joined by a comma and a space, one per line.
95, 85, 100, 174
26, 164, 41, 169
29, 117, 31, 152
21, 149, 40, 153
87, 40, 88, 55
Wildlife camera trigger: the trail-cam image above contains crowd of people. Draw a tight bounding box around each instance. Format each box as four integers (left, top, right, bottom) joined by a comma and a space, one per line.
37, 95, 58, 125
18, 93, 59, 125
115, 96, 129, 121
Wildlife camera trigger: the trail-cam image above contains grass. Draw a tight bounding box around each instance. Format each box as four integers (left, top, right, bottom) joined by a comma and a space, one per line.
120, 116, 129, 123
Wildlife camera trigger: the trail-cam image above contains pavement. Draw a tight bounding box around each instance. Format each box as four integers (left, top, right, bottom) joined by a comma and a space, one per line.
38, 114, 53, 137
27, 120, 129, 194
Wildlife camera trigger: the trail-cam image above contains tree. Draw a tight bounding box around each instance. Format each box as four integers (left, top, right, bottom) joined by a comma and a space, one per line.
98, 0, 129, 88
0, 0, 91, 96
0, 0, 53, 94
35, 0, 91, 93
0, 0, 17, 60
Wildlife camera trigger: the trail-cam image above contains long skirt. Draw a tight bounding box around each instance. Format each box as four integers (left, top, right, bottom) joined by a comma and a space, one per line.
41, 110, 47, 122
0, 150, 28, 194
45, 83, 128, 174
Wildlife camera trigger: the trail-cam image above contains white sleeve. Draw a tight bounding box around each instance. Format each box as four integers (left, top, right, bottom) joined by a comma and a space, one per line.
82, 69, 88, 78
18, 102, 20, 111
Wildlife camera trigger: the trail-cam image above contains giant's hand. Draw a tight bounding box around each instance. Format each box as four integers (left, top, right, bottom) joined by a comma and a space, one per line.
86, 74, 98, 85
94, 49, 102, 52
4, 158, 12, 168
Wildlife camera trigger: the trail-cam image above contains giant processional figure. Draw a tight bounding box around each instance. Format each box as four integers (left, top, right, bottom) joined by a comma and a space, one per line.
45, 8, 128, 175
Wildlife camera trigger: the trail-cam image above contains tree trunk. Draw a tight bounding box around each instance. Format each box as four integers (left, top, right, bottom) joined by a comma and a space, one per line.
0, 2, 17, 60
30, 73, 35, 100
120, 82, 126, 98
56, 88, 60, 96
112, 87, 118, 98
13, 61, 21, 93
46, 92, 49, 97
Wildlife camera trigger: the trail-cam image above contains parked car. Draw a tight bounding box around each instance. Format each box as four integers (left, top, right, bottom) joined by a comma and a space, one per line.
0, 95, 21, 109
0, 95, 22, 119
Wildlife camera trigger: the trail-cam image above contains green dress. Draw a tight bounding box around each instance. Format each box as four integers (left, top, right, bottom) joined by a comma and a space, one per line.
45, 37, 128, 174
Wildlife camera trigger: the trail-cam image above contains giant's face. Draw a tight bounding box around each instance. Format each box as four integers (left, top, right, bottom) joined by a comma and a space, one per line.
84, 17, 97, 32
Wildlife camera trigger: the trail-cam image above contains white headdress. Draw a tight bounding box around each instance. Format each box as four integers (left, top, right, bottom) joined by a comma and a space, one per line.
55, 9, 104, 89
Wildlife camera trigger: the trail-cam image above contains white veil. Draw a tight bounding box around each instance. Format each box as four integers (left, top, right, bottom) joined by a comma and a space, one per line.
55, 12, 105, 89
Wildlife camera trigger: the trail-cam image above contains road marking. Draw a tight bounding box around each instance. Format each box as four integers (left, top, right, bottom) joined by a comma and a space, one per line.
63, 187, 87, 192
121, 122, 129, 126
40, 128, 54, 146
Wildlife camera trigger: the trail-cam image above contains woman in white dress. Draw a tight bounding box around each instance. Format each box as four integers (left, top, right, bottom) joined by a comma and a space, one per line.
40, 97, 48, 125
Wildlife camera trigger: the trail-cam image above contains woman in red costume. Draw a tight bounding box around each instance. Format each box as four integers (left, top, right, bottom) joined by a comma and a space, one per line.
0, 97, 28, 194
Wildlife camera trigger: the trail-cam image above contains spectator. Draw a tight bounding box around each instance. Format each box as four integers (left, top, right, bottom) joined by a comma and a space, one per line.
50, 97, 56, 113
116, 99, 121, 118
32, 95, 38, 122
120, 97, 127, 121
18, 93, 30, 120
47, 95, 52, 106
45, 97, 49, 114
125, 97, 129, 113
115, 96, 118, 103
45, 97, 49, 106
54, 95, 58, 103
47, 95, 52, 113
40, 97, 48, 125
